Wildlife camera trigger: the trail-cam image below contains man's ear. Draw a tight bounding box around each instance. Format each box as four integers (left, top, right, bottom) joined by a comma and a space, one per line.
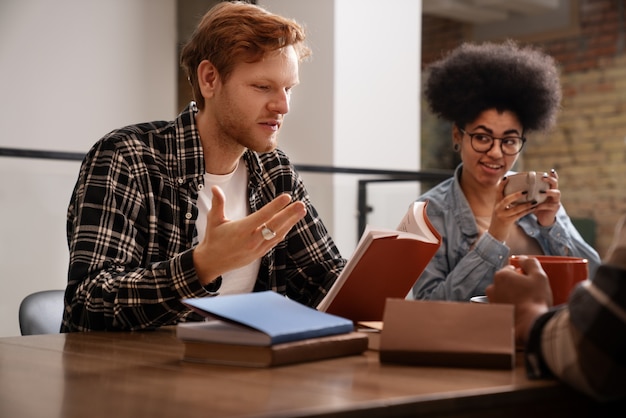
197, 60, 219, 99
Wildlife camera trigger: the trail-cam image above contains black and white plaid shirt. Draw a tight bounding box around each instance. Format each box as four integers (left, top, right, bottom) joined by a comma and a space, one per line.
62, 103, 346, 332
525, 250, 626, 401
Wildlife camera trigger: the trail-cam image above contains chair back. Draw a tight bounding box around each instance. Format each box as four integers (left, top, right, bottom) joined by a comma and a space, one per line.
19, 290, 65, 335
571, 217, 596, 248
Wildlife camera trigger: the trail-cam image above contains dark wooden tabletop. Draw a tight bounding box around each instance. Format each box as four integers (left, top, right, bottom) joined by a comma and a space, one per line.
0, 327, 619, 418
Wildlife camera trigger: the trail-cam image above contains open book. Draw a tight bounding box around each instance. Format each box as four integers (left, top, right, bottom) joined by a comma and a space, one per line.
317, 201, 441, 321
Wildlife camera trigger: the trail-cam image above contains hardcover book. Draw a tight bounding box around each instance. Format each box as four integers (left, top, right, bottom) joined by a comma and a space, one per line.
178, 291, 355, 346
379, 299, 515, 369
180, 332, 368, 367
317, 201, 441, 321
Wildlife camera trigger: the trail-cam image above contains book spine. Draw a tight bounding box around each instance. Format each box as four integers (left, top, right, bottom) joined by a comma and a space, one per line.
181, 333, 368, 367
270, 334, 368, 366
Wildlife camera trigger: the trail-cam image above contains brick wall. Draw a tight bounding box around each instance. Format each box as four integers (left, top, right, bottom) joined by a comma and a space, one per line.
421, 0, 626, 256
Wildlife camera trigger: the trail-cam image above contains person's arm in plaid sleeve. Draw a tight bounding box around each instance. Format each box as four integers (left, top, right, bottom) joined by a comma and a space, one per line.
488, 215, 626, 401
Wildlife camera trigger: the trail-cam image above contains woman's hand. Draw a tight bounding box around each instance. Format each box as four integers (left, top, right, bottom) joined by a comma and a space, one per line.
534, 169, 561, 227
488, 177, 539, 243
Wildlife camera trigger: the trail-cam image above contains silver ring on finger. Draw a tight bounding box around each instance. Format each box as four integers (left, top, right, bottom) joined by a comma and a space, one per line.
261, 223, 276, 241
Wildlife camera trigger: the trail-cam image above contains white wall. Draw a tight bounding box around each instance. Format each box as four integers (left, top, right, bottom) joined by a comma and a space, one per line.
262, 0, 422, 255
258, 0, 337, 237
0, 0, 177, 337
333, 0, 421, 253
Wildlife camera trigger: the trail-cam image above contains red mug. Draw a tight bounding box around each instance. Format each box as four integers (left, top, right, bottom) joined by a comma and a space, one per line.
509, 255, 589, 306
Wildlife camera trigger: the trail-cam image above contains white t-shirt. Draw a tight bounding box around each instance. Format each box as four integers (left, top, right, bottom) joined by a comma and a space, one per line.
195, 159, 260, 294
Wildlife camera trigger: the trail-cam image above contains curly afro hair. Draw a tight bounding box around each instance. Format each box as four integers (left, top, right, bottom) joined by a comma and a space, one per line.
424, 39, 561, 133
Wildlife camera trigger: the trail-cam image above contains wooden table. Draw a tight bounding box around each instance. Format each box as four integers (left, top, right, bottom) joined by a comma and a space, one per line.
0, 328, 620, 418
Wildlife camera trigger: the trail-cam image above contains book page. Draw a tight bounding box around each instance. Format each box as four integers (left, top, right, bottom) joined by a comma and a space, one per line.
177, 320, 271, 345
396, 201, 438, 243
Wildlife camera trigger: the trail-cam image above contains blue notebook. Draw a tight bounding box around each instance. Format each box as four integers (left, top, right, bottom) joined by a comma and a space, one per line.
178, 291, 355, 346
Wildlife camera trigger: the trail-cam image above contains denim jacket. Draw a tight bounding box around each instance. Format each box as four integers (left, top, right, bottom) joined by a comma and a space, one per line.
409, 164, 601, 301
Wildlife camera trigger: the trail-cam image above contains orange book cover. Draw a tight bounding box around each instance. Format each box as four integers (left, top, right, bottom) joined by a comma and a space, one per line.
317, 201, 441, 322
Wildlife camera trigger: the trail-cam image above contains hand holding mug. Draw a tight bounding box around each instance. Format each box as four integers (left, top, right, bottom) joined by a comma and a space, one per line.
534, 169, 561, 227
486, 256, 552, 346
490, 175, 541, 243
509, 254, 588, 306
500, 170, 561, 227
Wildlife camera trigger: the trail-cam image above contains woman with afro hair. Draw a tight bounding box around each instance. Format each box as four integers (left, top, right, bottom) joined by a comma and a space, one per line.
408, 40, 600, 302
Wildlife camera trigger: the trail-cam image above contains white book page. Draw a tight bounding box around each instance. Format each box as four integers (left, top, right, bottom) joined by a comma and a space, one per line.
396, 201, 438, 243
176, 320, 270, 346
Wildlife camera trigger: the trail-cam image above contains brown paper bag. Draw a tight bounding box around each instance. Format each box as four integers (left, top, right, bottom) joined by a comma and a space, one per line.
379, 299, 515, 369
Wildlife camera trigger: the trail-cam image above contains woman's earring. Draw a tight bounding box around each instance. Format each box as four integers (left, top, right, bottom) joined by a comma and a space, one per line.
453, 143, 461, 152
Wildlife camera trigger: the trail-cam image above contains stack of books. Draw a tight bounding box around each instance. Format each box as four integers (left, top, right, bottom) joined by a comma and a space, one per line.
177, 291, 368, 367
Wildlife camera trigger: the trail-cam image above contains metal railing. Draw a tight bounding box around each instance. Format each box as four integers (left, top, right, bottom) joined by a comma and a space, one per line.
0, 146, 453, 238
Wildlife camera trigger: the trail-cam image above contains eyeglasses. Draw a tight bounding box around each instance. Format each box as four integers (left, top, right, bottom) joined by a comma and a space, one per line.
459, 128, 526, 156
